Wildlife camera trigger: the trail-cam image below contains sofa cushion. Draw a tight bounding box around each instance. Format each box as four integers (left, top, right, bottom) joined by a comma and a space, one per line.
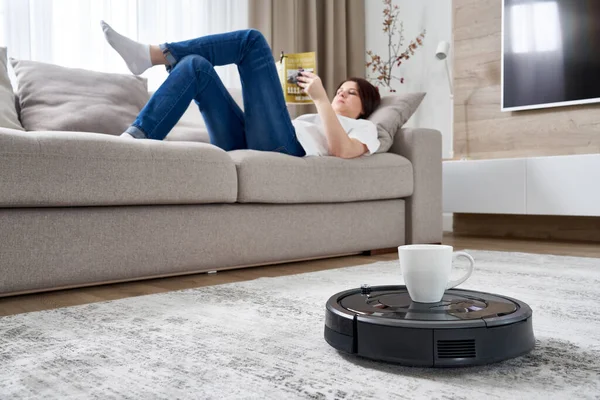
229, 150, 413, 203
0, 128, 237, 207
368, 92, 426, 153
10, 59, 149, 135
0, 48, 23, 130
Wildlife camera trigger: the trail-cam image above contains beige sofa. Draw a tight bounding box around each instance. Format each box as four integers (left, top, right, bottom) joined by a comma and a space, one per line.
0, 56, 442, 296
0, 122, 441, 296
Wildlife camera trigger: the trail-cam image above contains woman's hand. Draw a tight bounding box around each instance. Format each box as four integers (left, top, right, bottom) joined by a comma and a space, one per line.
296, 71, 328, 103
297, 72, 368, 158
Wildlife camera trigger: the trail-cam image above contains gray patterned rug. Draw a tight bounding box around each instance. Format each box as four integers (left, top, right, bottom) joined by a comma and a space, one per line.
1, 250, 599, 400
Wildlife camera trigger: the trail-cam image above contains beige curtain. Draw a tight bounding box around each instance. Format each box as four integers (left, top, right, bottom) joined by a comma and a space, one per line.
249, 0, 365, 116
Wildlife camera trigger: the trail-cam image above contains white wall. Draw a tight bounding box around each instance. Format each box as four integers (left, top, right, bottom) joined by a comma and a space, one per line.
365, 0, 453, 159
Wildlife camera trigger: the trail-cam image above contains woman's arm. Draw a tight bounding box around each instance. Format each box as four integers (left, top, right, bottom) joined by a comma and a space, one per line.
313, 98, 368, 158
297, 72, 367, 159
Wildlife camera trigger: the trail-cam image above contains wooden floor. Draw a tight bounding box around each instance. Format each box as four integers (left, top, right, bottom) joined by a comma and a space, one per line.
1, 234, 599, 317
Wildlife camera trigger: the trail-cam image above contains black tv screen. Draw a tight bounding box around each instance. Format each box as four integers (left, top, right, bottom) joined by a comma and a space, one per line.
502, 0, 600, 111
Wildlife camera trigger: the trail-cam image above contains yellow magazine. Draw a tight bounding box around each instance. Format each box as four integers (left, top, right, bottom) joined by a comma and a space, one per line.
276, 51, 317, 104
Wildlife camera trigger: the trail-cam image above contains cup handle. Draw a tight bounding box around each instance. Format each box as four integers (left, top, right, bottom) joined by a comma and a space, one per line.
445, 251, 475, 290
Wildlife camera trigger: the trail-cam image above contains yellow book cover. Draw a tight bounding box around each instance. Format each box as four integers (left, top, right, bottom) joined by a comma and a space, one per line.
276, 51, 317, 104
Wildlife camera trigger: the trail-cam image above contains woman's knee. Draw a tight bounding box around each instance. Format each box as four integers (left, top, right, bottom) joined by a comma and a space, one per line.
245, 29, 267, 47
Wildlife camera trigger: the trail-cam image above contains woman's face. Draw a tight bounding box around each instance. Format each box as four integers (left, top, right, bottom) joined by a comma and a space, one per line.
332, 81, 363, 119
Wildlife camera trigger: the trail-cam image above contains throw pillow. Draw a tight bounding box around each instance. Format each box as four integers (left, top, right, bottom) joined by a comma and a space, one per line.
10, 59, 149, 135
0, 48, 24, 130
368, 92, 426, 153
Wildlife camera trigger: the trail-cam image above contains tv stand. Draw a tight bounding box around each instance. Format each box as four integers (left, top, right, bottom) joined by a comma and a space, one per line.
443, 153, 600, 217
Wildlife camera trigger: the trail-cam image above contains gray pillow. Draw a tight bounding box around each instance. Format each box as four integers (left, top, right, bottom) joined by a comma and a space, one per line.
368, 92, 426, 153
10, 59, 149, 135
0, 48, 24, 130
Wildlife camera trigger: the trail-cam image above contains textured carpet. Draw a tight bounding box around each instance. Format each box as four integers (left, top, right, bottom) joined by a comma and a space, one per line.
1, 250, 599, 400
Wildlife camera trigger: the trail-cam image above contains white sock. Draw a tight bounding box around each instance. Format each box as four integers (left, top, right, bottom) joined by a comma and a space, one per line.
120, 132, 136, 139
101, 20, 152, 75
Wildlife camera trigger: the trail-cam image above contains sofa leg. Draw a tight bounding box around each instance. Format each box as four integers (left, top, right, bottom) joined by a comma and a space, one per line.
362, 247, 398, 256
362, 242, 443, 256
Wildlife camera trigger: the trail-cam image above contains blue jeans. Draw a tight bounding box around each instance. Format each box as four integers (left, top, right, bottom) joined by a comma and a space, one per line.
126, 29, 305, 157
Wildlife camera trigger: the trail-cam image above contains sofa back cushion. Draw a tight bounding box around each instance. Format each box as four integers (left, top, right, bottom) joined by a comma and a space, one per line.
368, 92, 426, 153
11, 59, 149, 135
0, 48, 24, 130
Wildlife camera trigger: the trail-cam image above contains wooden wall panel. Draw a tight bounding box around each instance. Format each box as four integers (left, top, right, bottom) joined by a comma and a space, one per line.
452, 0, 600, 242
453, 0, 600, 160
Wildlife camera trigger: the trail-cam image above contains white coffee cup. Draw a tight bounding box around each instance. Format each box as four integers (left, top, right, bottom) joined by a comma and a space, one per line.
398, 244, 475, 303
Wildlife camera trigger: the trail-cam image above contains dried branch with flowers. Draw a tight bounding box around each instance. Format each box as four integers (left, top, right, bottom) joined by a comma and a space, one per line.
366, 0, 426, 92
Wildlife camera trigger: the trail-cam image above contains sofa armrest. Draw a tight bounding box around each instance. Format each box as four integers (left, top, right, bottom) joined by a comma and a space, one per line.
388, 127, 443, 244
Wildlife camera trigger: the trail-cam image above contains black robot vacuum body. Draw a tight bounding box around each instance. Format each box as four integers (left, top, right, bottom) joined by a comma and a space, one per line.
324, 285, 535, 367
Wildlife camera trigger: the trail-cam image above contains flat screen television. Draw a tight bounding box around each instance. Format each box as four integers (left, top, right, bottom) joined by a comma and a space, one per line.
502, 0, 600, 111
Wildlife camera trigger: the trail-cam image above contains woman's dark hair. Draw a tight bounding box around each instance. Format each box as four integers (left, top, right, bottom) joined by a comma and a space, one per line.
336, 77, 381, 119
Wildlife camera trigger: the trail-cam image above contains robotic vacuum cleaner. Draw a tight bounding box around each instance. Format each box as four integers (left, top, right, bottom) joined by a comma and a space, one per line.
324, 285, 535, 367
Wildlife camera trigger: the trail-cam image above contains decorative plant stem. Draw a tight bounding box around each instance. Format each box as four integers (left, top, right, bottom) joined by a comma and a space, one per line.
366, 0, 426, 92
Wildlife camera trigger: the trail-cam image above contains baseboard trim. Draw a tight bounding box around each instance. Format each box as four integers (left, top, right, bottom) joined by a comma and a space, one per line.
453, 213, 600, 243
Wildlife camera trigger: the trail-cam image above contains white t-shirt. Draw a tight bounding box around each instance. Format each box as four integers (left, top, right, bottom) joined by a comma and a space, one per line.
292, 114, 380, 157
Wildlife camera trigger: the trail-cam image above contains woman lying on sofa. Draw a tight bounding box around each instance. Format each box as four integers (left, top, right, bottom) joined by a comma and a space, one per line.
101, 22, 381, 159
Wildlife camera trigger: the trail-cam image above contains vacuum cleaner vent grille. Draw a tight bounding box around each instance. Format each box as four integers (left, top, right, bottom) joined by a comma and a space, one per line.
437, 339, 476, 359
